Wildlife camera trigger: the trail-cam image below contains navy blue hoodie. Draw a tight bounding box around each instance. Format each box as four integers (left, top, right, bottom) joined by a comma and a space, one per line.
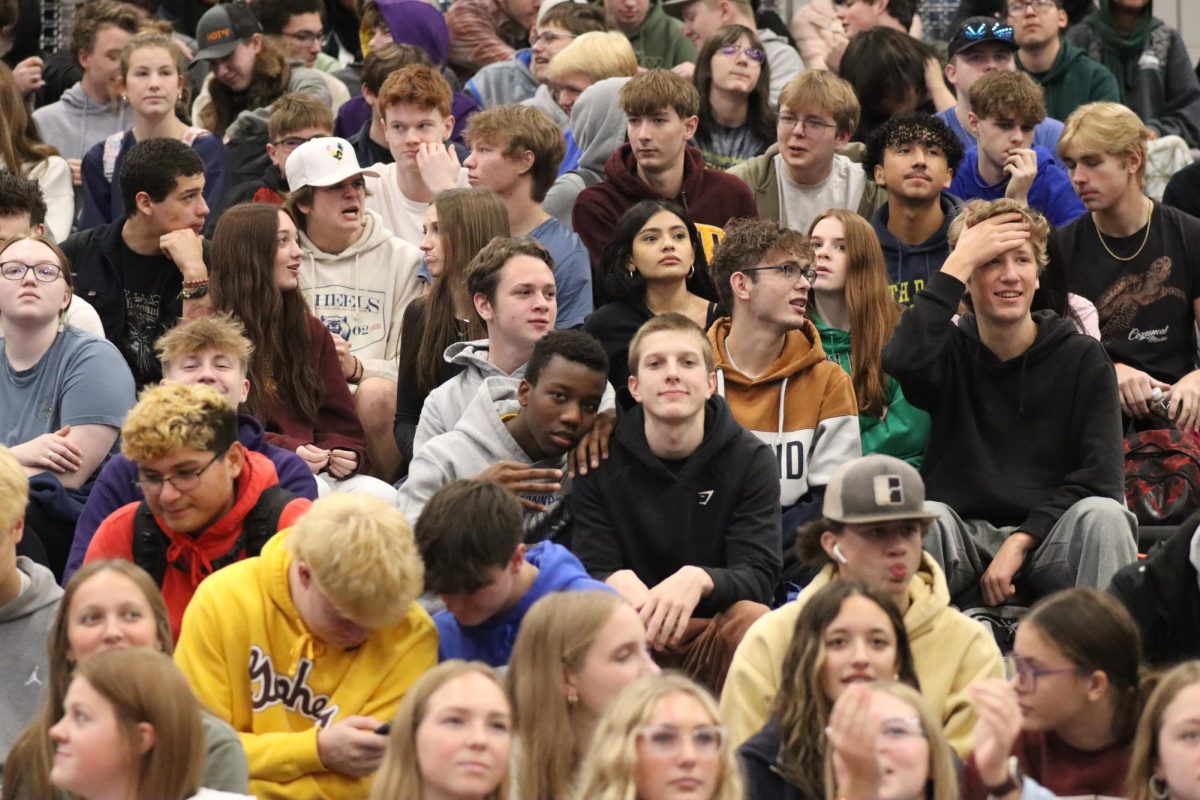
872, 193, 962, 307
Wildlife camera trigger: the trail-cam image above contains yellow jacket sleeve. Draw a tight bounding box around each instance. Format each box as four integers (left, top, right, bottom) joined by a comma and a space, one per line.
720, 602, 799, 747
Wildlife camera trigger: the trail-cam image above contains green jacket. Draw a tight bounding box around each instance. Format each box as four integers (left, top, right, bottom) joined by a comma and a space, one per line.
729, 141, 886, 228
1020, 38, 1121, 124
812, 315, 930, 467
626, 4, 696, 69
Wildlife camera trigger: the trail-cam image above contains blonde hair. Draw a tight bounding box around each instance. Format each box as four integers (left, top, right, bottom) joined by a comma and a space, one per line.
155, 313, 254, 374
506, 591, 625, 800
463, 105, 565, 203
71, 647, 205, 800
627, 312, 715, 376
777, 69, 860, 137
0, 445, 27, 533
1059, 101, 1148, 186
824, 682, 957, 800
948, 198, 1050, 272
287, 494, 424, 629
371, 660, 511, 800
120, 382, 238, 464
1127, 661, 1200, 800
573, 674, 743, 800
544, 32, 638, 83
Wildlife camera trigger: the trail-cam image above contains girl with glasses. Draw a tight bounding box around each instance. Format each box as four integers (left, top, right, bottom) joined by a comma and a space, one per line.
961, 588, 1149, 800
574, 673, 741, 800
692, 25, 774, 171
79, 32, 229, 232
4, 560, 249, 799
740, 580, 919, 800
807, 208, 929, 466
370, 661, 512, 800
0, 235, 134, 578
584, 200, 719, 409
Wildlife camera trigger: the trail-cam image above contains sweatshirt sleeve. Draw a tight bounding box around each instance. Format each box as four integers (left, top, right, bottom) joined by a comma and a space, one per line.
195, 135, 230, 235
396, 450, 453, 526
35, 156, 75, 243
313, 320, 369, 462
362, 242, 421, 383
1146, 29, 1200, 147
393, 300, 426, 462
79, 141, 112, 231
940, 619, 1004, 760
68, 457, 139, 580
881, 271, 965, 410
805, 368, 862, 489
268, 448, 320, 501
702, 442, 782, 609
719, 609, 787, 747
1016, 343, 1124, 540
573, 186, 621, 268
570, 467, 626, 581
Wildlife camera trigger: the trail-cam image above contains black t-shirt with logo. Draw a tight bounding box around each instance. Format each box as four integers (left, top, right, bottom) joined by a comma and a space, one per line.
114, 238, 182, 387
1054, 202, 1200, 384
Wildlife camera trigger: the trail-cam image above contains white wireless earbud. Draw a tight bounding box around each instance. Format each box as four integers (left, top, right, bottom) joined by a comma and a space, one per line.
833, 543, 849, 565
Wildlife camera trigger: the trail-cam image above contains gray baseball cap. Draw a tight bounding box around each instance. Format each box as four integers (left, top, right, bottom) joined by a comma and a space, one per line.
193, 4, 263, 62
661, 0, 703, 18
823, 455, 938, 525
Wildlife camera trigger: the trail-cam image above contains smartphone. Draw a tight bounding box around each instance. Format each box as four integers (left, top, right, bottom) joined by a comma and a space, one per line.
375, 723, 391, 736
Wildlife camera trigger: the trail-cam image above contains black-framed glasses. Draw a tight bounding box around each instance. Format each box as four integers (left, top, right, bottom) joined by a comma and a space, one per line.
961, 20, 1015, 41
0, 261, 62, 282
134, 447, 228, 494
1004, 654, 1081, 692
530, 30, 575, 45
280, 29, 330, 45
777, 112, 839, 134
1007, 0, 1056, 13
273, 134, 323, 149
718, 45, 766, 63
637, 724, 726, 756
742, 262, 817, 283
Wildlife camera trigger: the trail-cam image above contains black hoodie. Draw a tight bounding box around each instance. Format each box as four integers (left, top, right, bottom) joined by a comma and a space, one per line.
881, 271, 1123, 541
571, 396, 782, 615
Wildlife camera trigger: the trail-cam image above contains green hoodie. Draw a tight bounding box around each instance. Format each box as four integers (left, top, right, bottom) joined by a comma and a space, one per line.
624, 4, 696, 69
1020, 37, 1121, 124
812, 314, 930, 467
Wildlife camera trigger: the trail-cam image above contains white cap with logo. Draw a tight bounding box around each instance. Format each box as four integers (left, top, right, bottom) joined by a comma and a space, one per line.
284, 137, 380, 192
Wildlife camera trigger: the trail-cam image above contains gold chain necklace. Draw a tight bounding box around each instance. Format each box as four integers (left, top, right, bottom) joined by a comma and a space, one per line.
1095, 200, 1154, 263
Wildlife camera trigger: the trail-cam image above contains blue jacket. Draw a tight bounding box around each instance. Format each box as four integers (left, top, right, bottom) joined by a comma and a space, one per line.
433, 541, 611, 666
950, 144, 1085, 228
65, 414, 318, 581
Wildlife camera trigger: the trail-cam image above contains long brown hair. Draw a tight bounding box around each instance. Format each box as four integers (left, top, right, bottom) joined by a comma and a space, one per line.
3, 561, 172, 800
200, 36, 290, 136
209, 202, 321, 424
808, 208, 900, 418
414, 188, 506, 394
774, 580, 919, 795
0, 61, 57, 173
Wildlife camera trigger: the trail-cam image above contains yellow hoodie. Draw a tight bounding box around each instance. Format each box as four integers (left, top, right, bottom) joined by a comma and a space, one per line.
719, 553, 1002, 758
175, 531, 437, 800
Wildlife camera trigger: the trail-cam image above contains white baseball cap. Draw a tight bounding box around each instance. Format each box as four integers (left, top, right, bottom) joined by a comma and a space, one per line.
285, 137, 379, 192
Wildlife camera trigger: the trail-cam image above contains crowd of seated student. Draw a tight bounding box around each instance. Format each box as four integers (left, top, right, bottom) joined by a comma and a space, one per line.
7, 0, 1200, 794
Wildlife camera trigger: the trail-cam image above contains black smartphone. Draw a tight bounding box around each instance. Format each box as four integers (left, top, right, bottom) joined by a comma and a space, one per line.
375, 723, 391, 736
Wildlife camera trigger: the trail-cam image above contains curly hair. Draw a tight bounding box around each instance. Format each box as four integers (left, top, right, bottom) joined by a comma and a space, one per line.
572, 674, 743, 800
709, 216, 812, 312
371, 660, 511, 800
120, 382, 238, 464
969, 69, 1045, 125
774, 581, 919, 796
864, 111, 964, 182
288, 494, 425, 629
525, 329, 608, 385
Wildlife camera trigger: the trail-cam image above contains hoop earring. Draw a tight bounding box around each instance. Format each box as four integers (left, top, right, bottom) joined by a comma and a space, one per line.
1149, 776, 1169, 800
687, 264, 695, 278
628, 264, 637, 278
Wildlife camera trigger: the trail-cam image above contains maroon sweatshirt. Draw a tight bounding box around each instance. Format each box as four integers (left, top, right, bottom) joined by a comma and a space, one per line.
961, 729, 1130, 800
572, 143, 758, 266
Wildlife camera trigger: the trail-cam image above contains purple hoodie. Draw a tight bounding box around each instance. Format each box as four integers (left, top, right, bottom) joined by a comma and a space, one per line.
64, 414, 318, 582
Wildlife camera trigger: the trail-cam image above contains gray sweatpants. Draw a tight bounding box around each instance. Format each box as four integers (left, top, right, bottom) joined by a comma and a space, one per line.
923, 497, 1139, 607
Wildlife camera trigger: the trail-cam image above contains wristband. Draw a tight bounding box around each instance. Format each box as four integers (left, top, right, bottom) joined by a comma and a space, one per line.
985, 756, 1022, 798
179, 284, 209, 300
348, 357, 363, 384
182, 277, 209, 288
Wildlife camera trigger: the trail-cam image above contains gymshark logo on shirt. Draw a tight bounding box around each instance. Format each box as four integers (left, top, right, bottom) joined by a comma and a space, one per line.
24, 666, 41, 687
698, 490, 714, 506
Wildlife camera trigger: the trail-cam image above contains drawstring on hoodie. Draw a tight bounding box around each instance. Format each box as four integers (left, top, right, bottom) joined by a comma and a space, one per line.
716, 368, 789, 450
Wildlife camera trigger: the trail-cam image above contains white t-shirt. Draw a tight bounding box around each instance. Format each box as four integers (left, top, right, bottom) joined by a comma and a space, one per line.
776, 152, 867, 236
364, 162, 470, 248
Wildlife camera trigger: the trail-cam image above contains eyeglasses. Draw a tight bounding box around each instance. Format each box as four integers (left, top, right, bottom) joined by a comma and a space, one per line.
777, 113, 839, 135
0, 261, 63, 282
960, 20, 1015, 41
717, 45, 766, 63
273, 134, 323, 149
742, 262, 818, 283
134, 447, 228, 494
1007, 0, 1056, 13
878, 716, 928, 742
1004, 654, 1081, 692
638, 724, 726, 757
280, 29, 329, 45
530, 30, 575, 45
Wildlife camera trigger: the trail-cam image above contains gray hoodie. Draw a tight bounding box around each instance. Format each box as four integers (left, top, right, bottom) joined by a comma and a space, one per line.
32, 83, 132, 163
400, 376, 565, 534
521, 84, 568, 129
413, 339, 616, 453
543, 77, 630, 228
0, 557, 63, 769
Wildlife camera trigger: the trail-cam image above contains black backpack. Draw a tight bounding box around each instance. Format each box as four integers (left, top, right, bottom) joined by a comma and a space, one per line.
131, 486, 297, 586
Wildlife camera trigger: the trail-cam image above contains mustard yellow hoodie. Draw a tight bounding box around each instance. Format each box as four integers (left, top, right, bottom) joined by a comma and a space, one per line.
174, 531, 437, 800
719, 553, 1002, 758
